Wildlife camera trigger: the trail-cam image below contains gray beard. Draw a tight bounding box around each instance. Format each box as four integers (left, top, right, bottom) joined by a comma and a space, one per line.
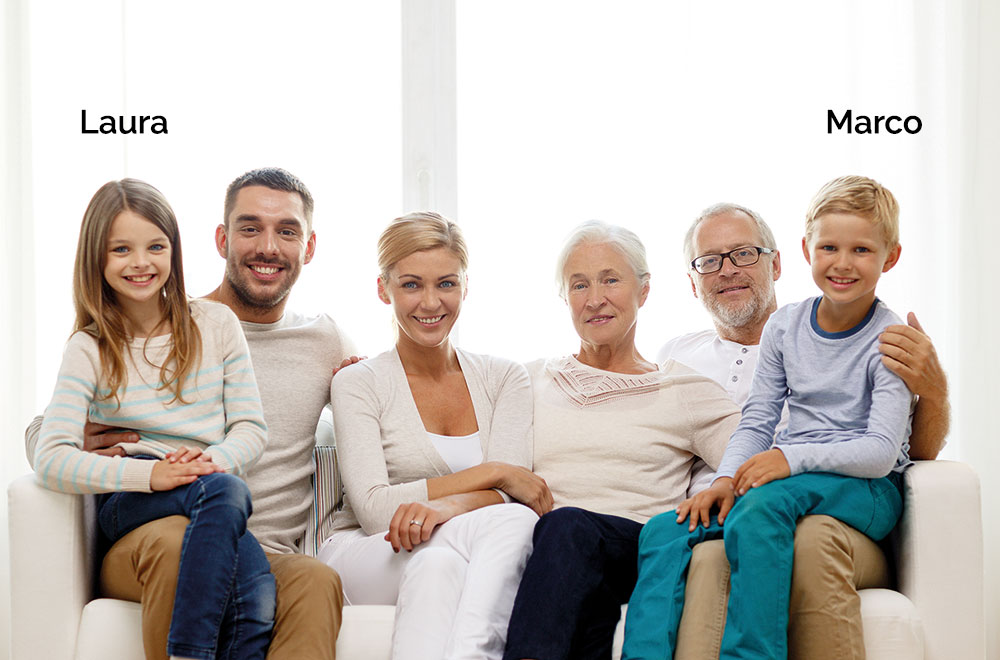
704, 286, 775, 333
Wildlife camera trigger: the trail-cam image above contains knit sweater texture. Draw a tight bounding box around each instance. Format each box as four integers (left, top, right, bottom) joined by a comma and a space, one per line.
328, 348, 533, 537
33, 299, 266, 494
529, 356, 740, 523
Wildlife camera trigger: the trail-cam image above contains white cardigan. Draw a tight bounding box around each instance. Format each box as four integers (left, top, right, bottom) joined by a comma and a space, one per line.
328, 348, 533, 536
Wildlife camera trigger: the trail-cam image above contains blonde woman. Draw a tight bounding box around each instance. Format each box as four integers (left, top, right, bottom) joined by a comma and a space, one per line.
318, 212, 551, 660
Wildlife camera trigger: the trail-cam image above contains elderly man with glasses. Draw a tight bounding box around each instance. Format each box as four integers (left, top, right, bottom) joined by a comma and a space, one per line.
658, 203, 950, 660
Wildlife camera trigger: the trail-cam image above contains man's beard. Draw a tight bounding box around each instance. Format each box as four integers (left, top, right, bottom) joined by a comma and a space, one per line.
225, 258, 298, 313
701, 276, 775, 331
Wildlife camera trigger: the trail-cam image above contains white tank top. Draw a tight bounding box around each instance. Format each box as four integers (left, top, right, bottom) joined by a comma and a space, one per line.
427, 431, 483, 473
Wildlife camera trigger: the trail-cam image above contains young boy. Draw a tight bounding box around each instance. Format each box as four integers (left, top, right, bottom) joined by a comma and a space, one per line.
621, 176, 914, 660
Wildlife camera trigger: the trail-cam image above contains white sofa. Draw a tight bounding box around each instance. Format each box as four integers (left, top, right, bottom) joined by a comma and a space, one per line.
8, 460, 985, 660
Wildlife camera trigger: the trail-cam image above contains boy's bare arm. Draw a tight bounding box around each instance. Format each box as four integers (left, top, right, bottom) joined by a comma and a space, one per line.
878, 312, 950, 459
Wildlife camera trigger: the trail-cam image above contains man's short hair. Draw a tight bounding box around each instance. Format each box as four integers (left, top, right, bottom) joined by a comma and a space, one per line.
683, 203, 777, 266
805, 175, 899, 249
223, 167, 315, 231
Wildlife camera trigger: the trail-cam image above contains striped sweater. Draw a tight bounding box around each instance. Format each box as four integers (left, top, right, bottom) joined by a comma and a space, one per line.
33, 299, 267, 493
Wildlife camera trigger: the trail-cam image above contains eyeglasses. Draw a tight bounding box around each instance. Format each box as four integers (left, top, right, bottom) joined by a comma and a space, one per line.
690, 246, 775, 274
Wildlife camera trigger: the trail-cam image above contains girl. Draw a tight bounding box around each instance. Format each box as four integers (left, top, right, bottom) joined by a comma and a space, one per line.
32, 179, 273, 660
318, 212, 551, 660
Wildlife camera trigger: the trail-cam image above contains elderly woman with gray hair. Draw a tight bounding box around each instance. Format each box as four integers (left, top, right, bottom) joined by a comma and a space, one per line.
502, 221, 741, 660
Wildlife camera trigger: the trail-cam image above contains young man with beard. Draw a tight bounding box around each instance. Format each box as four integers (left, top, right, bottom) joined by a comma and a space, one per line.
26, 168, 355, 660
659, 203, 949, 660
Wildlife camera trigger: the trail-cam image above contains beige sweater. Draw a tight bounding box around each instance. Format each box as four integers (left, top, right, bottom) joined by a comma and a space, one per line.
529, 356, 740, 523
328, 348, 533, 536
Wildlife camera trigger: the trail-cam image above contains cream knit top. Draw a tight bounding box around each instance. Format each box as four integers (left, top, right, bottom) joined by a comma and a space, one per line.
530, 356, 740, 523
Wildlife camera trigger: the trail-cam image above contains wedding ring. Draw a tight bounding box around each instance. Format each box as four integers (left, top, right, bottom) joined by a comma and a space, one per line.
409, 520, 423, 527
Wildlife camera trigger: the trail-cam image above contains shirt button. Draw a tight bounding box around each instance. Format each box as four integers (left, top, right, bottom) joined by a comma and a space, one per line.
741, 347, 748, 354
736, 359, 743, 365
732, 376, 738, 382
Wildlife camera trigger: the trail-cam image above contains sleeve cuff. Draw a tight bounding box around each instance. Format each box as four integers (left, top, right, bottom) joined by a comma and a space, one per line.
120, 458, 155, 493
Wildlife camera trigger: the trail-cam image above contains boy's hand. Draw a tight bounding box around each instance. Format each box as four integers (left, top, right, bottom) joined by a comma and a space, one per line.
733, 448, 790, 495
676, 477, 735, 531
150, 459, 219, 491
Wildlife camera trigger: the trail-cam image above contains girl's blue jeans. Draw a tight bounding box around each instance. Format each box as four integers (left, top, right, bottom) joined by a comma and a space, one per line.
622, 471, 903, 660
97, 471, 275, 660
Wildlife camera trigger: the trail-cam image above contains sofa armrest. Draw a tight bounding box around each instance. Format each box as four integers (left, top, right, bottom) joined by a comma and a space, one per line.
893, 460, 984, 660
8, 473, 99, 660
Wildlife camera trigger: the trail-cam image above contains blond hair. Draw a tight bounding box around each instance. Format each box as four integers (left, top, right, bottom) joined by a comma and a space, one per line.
377, 212, 469, 280
74, 179, 201, 406
805, 176, 900, 248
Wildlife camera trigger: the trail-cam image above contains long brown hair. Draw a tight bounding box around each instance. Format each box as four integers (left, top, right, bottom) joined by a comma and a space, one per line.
73, 179, 202, 405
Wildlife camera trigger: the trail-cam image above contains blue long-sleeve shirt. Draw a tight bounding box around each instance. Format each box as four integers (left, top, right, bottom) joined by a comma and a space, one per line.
715, 297, 913, 480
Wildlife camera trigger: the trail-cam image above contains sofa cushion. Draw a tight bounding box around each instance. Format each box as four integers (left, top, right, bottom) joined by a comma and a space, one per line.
72, 598, 397, 660
860, 588, 924, 659
76, 599, 143, 660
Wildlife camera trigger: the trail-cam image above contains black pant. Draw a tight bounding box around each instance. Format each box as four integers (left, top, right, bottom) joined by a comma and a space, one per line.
503, 507, 643, 660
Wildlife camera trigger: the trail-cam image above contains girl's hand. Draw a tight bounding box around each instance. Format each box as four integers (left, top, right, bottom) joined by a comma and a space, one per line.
150, 459, 220, 491
166, 446, 217, 464
675, 477, 735, 531
733, 448, 790, 495
492, 463, 554, 516
384, 499, 462, 553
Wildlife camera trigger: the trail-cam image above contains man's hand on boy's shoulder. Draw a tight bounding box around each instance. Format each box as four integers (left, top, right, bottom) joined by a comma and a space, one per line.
878, 312, 948, 401
880, 312, 951, 459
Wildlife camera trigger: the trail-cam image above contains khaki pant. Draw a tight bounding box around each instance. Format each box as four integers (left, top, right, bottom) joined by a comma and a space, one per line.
674, 514, 890, 660
100, 516, 343, 660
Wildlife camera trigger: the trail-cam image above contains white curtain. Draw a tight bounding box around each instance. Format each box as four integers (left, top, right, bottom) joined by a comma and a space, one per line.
1, 1, 35, 655
952, 0, 1000, 655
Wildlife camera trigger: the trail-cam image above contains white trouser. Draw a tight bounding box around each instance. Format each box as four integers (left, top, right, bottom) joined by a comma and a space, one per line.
319, 503, 538, 660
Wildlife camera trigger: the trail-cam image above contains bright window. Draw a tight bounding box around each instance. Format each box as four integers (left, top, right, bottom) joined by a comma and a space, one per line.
29, 1, 402, 405
455, 1, 955, 371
